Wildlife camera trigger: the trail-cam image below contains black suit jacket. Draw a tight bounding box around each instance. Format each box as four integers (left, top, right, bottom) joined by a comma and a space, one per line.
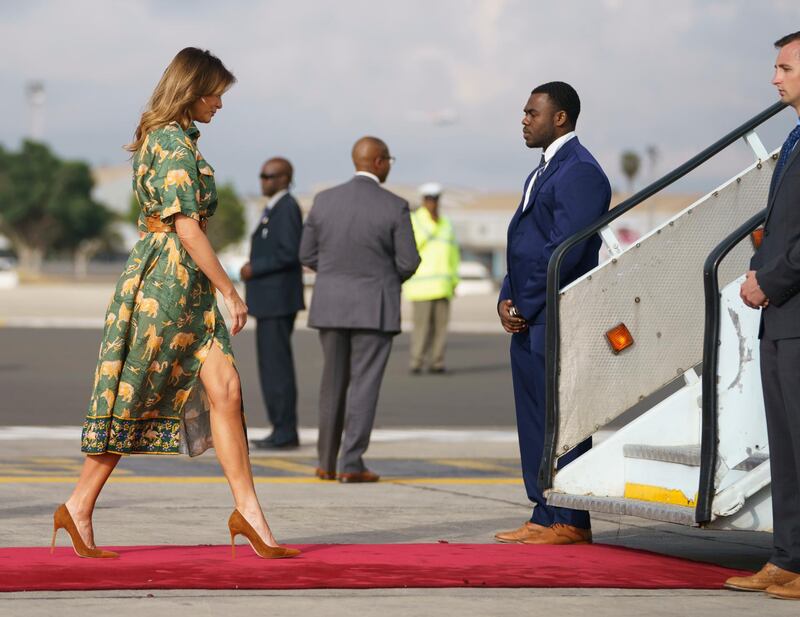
245, 193, 305, 319
751, 133, 800, 340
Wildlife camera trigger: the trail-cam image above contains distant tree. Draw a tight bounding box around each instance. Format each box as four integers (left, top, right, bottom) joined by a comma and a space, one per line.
50, 162, 119, 278
207, 183, 246, 253
0, 141, 61, 274
127, 192, 140, 226
620, 150, 641, 192
0, 140, 115, 276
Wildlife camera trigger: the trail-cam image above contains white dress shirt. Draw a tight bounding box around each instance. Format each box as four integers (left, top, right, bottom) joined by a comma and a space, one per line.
522, 131, 576, 211
266, 189, 289, 212
355, 171, 380, 183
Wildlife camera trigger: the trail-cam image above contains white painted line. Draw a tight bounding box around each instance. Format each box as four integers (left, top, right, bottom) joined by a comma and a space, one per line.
0, 317, 502, 334
0, 317, 106, 329
0, 426, 518, 443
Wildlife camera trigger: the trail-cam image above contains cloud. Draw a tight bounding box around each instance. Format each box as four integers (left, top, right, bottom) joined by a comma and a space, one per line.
0, 0, 795, 197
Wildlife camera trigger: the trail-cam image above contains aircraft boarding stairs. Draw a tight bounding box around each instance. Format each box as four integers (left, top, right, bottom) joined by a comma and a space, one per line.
540, 102, 787, 531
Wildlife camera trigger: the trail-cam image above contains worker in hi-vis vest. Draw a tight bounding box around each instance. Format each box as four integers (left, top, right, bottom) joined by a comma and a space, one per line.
404, 182, 460, 374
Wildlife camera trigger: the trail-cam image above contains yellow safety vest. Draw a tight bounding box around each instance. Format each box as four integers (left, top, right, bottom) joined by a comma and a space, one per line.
403, 207, 460, 301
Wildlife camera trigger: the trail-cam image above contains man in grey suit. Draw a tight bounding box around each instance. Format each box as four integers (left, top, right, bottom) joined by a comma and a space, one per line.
727, 31, 800, 598
300, 136, 420, 483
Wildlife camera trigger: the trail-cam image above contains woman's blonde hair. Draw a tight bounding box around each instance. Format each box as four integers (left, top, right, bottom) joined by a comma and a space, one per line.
126, 47, 236, 153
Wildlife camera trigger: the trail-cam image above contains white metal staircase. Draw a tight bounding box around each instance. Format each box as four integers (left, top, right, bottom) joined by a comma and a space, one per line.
540, 103, 788, 532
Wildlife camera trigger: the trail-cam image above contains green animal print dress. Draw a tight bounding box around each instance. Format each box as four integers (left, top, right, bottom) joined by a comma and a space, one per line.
81, 121, 238, 456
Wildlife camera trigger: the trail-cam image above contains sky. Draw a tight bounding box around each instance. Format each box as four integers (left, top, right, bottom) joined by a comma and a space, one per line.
0, 0, 797, 199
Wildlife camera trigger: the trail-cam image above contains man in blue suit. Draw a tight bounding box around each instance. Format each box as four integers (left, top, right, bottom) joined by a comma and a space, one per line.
494, 82, 611, 545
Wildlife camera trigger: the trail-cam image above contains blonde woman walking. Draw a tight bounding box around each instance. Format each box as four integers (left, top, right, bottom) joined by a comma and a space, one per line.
52, 47, 298, 560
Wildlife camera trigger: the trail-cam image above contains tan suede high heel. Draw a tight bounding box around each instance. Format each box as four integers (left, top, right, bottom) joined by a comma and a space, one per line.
51, 504, 119, 559
228, 510, 300, 559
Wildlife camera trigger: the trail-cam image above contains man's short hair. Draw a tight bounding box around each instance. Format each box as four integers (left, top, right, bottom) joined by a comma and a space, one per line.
531, 81, 580, 127
775, 31, 800, 49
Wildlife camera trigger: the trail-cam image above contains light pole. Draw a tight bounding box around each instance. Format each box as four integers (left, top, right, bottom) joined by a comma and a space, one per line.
26, 81, 45, 141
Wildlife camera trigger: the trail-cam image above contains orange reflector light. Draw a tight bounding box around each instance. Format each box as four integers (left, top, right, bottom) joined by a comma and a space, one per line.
606, 323, 634, 354
751, 228, 764, 250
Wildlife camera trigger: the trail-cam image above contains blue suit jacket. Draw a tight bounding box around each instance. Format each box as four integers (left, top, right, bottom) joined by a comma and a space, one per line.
499, 137, 611, 324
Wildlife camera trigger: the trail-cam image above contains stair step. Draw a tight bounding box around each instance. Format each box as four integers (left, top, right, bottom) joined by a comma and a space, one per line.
546, 492, 696, 526
624, 482, 696, 507
623, 444, 701, 466
732, 451, 769, 471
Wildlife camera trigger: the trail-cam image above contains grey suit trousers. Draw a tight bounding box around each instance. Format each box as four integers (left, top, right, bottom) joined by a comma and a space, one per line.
317, 328, 393, 473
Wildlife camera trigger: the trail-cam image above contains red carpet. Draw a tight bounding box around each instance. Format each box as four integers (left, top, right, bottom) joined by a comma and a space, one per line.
0, 543, 749, 591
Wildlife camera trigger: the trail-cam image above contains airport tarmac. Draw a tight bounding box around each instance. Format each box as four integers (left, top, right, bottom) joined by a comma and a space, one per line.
0, 286, 791, 615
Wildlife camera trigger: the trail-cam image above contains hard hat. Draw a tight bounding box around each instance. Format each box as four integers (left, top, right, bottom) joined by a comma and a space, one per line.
418, 182, 443, 198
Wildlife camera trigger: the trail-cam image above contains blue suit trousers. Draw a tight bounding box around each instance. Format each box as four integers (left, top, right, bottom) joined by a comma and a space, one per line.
510, 324, 591, 528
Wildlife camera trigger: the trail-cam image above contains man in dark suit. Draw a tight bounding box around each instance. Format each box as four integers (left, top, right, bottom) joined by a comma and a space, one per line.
494, 82, 611, 545
299, 136, 420, 482
726, 31, 800, 598
241, 157, 304, 449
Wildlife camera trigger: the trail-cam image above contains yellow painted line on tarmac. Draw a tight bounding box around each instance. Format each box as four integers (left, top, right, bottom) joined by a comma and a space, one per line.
249, 458, 320, 474
390, 477, 521, 485
0, 458, 133, 477
0, 475, 522, 485
430, 458, 518, 473
0, 476, 318, 484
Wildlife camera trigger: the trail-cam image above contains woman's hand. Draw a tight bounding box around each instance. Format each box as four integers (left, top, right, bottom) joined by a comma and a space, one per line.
223, 289, 248, 336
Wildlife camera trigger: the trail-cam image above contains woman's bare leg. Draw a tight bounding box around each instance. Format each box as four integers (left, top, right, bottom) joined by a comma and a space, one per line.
64, 452, 121, 548
201, 342, 278, 546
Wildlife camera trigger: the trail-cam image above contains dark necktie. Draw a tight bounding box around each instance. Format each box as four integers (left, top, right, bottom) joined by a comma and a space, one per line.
523, 154, 547, 211
532, 153, 546, 183
774, 124, 800, 184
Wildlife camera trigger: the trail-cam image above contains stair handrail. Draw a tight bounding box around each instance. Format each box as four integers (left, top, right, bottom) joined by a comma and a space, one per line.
539, 101, 786, 489
696, 209, 768, 523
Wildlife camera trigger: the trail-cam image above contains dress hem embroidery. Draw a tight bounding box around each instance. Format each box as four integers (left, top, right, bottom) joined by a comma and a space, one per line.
81, 415, 182, 455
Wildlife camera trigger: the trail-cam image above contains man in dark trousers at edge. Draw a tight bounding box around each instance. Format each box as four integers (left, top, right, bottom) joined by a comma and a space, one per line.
241, 157, 304, 449
495, 82, 611, 545
726, 31, 800, 600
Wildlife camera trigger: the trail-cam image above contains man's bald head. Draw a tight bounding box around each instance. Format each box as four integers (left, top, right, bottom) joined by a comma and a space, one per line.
351, 136, 393, 183
260, 157, 293, 197
264, 157, 293, 181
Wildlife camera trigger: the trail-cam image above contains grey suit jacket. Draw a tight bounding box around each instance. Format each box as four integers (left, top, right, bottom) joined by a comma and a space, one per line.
299, 175, 420, 333
750, 135, 800, 340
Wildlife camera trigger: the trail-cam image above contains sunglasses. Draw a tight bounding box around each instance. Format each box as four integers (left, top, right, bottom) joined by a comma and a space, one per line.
259, 172, 286, 180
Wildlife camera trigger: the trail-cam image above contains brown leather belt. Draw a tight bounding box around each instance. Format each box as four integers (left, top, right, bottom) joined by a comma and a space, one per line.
145, 216, 175, 233
145, 215, 207, 233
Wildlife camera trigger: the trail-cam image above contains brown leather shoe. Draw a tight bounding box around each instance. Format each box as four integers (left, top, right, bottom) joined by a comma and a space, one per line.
725, 562, 799, 591
315, 468, 336, 481
494, 521, 547, 543
767, 575, 800, 599
337, 470, 380, 483
520, 523, 592, 545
